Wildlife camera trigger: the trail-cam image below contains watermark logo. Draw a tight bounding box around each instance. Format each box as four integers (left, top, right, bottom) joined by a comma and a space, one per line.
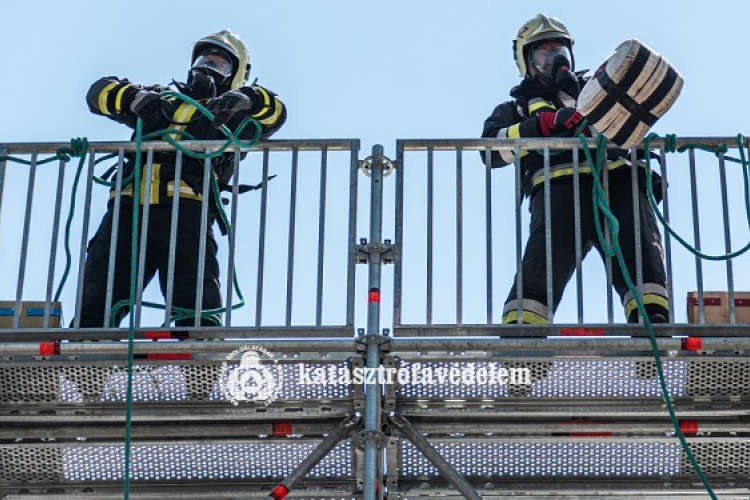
297, 362, 532, 387
219, 345, 282, 406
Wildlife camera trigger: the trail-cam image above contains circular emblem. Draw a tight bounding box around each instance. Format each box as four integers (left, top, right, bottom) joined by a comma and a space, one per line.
219, 345, 282, 406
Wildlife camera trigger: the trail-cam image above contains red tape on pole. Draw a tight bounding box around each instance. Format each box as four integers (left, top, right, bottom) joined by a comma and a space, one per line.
39, 341, 60, 356
682, 337, 702, 351
270, 484, 289, 500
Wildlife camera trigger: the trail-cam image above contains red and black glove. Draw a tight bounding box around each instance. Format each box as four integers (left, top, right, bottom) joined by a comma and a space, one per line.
537, 108, 589, 137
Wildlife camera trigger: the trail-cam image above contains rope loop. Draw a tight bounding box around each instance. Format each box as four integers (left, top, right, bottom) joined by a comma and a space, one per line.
663, 133, 677, 153
56, 137, 89, 161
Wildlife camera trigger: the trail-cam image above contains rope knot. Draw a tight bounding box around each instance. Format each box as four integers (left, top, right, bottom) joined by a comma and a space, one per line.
664, 133, 677, 153
713, 143, 728, 158
57, 137, 89, 161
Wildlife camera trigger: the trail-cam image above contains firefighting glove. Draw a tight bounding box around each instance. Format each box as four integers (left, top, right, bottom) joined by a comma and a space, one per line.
537, 108, 587, 137
140, 83, 168, 93
206, 90, 254, 128
129, 91, 163, 121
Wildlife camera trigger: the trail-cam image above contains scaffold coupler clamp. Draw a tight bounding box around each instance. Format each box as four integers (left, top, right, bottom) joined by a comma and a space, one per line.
356, 238, 395, 264
356, 329, 391, 353
354, 429, 388, 451
359, 154, 395, 177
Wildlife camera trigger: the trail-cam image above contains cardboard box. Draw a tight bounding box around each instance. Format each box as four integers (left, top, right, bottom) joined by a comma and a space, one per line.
686, 292, 750, 324
0, 301, 62, 328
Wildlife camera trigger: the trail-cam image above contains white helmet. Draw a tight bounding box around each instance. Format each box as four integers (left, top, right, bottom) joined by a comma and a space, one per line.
513, 14, 574, 78
191, 29, 251, 91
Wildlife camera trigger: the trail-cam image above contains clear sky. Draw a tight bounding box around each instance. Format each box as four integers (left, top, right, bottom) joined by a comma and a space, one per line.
1, 0, 749, 329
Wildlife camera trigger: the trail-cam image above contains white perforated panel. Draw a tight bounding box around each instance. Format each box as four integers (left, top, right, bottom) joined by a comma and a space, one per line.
0, 360, 353, 404
400, 439, 750, 478
395, 359, 750, 399
1, 441, 353, 482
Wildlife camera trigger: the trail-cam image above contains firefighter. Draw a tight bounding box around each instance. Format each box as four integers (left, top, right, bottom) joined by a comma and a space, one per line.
76, 29, 287, 327
482, 14, 669, 324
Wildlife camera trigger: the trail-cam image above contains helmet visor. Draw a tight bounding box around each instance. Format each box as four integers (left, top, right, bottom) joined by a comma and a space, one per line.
529, 42, 572, 78
192, 49, 233, 77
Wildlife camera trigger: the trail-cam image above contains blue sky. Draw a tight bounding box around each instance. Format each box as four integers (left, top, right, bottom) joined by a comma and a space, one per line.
2, 0, 749, 328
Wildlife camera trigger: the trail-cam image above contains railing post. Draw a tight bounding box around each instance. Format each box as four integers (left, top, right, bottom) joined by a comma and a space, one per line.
363, 144, 386, 500
0, 145, 6, 239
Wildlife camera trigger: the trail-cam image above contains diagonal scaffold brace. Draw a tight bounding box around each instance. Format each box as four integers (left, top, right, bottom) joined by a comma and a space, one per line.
265, 414, 361, 500
388, 414, 484, 500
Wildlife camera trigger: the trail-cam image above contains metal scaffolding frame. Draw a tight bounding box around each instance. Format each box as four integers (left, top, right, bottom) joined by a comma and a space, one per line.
2, 137, 750, 499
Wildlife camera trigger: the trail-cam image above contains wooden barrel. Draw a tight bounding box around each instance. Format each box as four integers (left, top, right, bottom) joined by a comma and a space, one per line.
577, 39, 683, 148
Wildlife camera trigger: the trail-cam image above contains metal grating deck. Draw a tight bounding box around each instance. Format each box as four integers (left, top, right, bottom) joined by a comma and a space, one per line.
397, 437, 750, 479
0, 359, 354, 405
393, 356, 750, 400
1, 440, 354, 483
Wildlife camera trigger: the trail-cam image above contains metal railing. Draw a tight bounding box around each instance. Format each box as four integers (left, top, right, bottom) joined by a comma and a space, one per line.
2, 136, 750, 336
392, 136, 750, 334
3, 135, 750, 500
0, 139, 360, 335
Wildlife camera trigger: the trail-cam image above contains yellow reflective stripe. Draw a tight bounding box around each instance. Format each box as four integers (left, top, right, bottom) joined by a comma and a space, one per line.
260, 88, 271, 107
150, 164, 160, 204
167, 180, 202, 200
606, 159, 627, 171
114, 85, 128, 113
507, 124, 521, 139
528, 100, 554, 113
113, 164, 161, 201
98, 82, 119, 116
532, 166, 590, 186
530, 159, 629, 187
169, 102, 198, 140
114, 180, 203, 203
625, 293, 670, 319
504, 124, 527, 157
252, 88, 272, 118
259, 97, 284, 125
116, 188, 202, 202
502, 309, 550, 325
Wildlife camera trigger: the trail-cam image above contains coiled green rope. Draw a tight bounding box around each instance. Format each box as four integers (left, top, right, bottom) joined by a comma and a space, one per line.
0, 138, 117, 302
42, 91, 262, 324
643, 132, 750, 260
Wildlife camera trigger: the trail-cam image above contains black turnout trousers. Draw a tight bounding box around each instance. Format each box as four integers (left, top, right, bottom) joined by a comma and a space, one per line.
76, 201, 222, 327
505, 173, 667, 322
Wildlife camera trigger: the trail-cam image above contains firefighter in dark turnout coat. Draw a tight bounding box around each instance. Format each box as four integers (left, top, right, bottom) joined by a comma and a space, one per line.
482, 14, 669, 324
77, 29, 286, 327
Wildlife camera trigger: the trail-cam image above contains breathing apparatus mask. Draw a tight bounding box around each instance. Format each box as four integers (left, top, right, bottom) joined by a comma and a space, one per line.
183, 48, 234, 100
528, 40, 579, 101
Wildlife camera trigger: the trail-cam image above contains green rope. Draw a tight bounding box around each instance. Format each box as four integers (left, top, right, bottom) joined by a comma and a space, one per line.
0, 138, 115, 302
53, 139, 91, 301
1, 95, 263, 498
104, 91, 260, 326
642, 132, 750, 260
578, 132, 718, 500
122, 118, 144, 500
119, 95, 262, 498
40, 90, 261, 324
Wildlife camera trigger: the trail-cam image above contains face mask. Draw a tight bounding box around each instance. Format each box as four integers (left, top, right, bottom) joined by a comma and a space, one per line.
534, 46, 571, 77
185, 68, 217, 100
528, 43, 574, 87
